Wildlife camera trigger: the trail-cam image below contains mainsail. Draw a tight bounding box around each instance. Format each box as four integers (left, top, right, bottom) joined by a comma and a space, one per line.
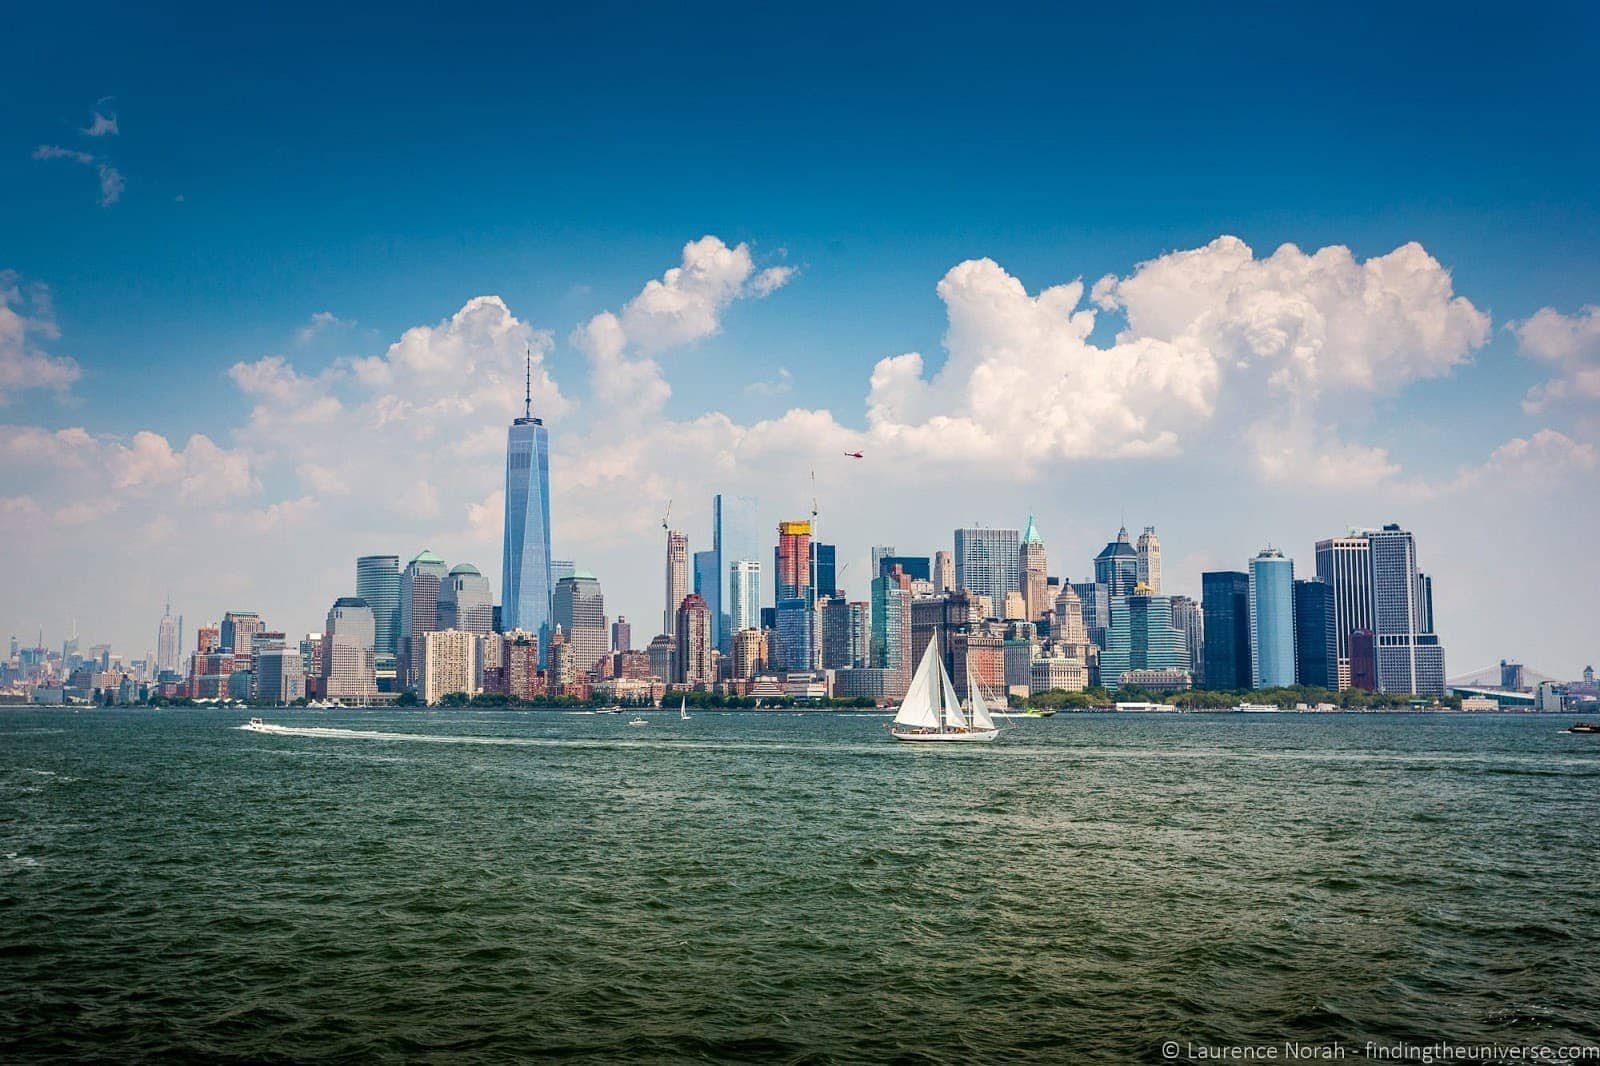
893, 638, 943, 729
940, 667, 967, 728
968, 669, 997, 731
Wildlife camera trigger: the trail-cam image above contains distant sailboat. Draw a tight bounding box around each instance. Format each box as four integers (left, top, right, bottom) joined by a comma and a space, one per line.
679, 697, 690, 721
890, 638, 999, 743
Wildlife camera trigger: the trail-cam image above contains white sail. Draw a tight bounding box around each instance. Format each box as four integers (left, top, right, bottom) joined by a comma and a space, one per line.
893, 639, 942, 729
968, 669, 997, 731
939, 665, 967, 728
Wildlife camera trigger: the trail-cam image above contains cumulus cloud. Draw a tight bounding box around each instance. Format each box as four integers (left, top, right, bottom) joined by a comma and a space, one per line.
0, 273, 82, 403
572, 235, 793, 413
868, 237, 1489, 473
1510, 305, 1600, 412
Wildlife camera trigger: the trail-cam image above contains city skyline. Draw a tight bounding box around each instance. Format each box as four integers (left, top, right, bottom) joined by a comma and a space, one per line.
3, 9, 1599, 676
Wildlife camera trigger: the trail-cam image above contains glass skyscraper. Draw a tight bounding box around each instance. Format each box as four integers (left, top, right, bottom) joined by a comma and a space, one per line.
1248, 549, 1297, 689
1202, 571, 1252, 691
356, 554, 401, 656
728, 559, 761, 636
1293, 578, 1338, 690
501, 381, 553, 652
1099, 593, 1188, 690
693, 549, 720, 649
712, 494, 760, 652
954, 527, 1020, 618
1094, 526, 1139, 597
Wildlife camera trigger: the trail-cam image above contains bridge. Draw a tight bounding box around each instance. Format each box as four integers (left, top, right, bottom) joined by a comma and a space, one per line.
1446, 663, 1558, 707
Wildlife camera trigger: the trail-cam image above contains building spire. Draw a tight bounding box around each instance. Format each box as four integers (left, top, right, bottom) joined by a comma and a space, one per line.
523, 345, 532, 420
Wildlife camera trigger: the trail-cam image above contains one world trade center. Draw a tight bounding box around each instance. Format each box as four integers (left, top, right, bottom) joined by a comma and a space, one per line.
502, 352, 553, 655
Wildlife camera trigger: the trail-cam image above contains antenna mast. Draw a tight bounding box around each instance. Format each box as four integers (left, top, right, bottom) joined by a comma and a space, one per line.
523, 345, 533, 420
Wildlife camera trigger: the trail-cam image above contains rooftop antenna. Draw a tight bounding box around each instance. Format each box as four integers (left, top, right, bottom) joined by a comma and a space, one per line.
523, 345, 533, 421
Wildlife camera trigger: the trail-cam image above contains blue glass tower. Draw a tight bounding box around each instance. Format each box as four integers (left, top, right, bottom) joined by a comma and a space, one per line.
501, 353, 553, 656
1248, 549, 1297, 689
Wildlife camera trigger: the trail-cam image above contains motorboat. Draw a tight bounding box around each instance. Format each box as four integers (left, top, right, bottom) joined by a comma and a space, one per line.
1567, 722, 1600, 734
627, 717, 649, 727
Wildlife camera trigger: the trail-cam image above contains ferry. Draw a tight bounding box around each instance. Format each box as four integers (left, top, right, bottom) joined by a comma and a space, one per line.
1233, 703, 1282, 713
1567, 722, 1600, 734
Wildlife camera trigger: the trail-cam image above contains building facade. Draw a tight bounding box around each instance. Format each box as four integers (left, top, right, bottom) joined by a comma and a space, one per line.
1293, 579, 1338, 690
399, 550, 448, 687
955, 527, 1021, 617
422, 628, 479, 705
663, 529, 689, 638
1135, 526, 1163, 594
1020, 515, 1049, 623
323, 596, 378, 702
728, 559, 761, 637
554, 572, 608, 679
502, 396, 553, 645
1100, 593, 1189, 691
1094, 526, 1139, 598
1202, 571, 1252, 691
1248, 549, 1297, 689
437, 563, 495, 634
356, 555, 401, 656
674, 593, 713, 686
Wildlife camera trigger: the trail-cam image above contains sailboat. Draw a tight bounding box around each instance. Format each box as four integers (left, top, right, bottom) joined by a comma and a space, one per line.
890, 638, 999, 743
679, 697, 690, 721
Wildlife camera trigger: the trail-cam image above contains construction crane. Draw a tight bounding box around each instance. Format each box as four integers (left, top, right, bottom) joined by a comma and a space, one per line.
661, 499, 672, 532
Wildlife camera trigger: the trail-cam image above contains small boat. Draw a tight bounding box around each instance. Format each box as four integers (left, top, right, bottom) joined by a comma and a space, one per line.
243, 717, 268, 732
1568, 722, 1600, 734
889, 639, 998, 743
596, 705, 624, 715
1025, 708, 1057, 718
679, 697, 690, 721
627, 717, 649, 727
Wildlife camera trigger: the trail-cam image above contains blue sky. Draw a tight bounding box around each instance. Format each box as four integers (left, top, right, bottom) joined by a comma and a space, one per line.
3, 2, 1598, 676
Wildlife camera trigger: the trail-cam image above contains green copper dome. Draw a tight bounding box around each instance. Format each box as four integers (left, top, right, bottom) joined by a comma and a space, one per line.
410, 549, 445, 566
449, 563, 481, 576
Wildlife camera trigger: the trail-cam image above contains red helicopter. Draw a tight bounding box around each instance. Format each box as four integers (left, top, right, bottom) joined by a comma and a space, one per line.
843, 450, 864, 459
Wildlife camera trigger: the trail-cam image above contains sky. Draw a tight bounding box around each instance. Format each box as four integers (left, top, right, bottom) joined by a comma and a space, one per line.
2, 2, 1598, 677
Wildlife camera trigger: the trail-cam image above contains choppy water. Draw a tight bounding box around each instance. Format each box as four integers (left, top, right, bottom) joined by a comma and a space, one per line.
2, 709, 1597, 1062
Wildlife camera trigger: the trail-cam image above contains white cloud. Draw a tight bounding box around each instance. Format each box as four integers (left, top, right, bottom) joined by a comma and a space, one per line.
295, 310, 352, 345
82, 111, 118, 137
0, 273, 83, 403
32, 146, 123, 205
1510, 305, 1600, 413
744, 366, 793, 397
572, 235, 792, 413
1414, 428, 1598, 498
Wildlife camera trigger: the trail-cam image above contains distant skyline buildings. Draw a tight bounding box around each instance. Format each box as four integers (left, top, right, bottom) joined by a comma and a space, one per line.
1094, 526, 1138, 598
954, 527, 1020, 615
663, 530, 688, 639
355, 555, 401, 656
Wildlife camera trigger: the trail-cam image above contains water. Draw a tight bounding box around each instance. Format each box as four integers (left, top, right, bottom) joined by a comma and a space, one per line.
2, 709, 1596, 1062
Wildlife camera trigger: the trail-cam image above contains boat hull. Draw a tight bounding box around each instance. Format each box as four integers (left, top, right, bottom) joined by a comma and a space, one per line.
890, 728, 999, 743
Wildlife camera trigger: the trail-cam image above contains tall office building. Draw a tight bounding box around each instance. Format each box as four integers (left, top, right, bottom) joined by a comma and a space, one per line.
553, 572, 608, 679
773, 597, 814, 671
1020, 516, 1049, 622
955, 527, 1021, 617
663, 530, 689, 637
692, 549, 720, 649
728, 559, 761, 636
1315, 535, 1373, 687
1135, 527, 1163, 594
1248, 549, 1297, 689
1094, 526, 1139, 597
674, 593, 713, 686
356, 555, 401, 655
870, 545, 897, 578
551, 559, 575, 585
1170, 595, 1203, 679
1202, 571, 1252, 691
933, 550, 954, 594
1293, 579, 1338, 690
502, 358, 553, 645
822, 598, 870, 669
870, 564, 913, 692
711, 494, 760, 652
775, 521, 813, 602
611, 616, 631, 653
811, 543, 838, 599
399, 550, 449, 687
155, 598, 180, 676
1071, 581, 1111, 650
731, 627, 767, 679
256, 645, 306, 704
421, 628, 479, 706
323, 596, 378, 702
1367, 524, 1446, 696
437, 563, 495, 634
220, 611, 265, 659
1099, 593, 1189, 690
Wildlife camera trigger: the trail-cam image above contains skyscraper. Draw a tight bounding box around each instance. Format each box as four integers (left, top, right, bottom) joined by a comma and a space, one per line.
773, 597, 813, 671
1170, 594, 1203, 680
933, 550, 954, 594
1135, 526, 1163, 594
611, 616, 631, 653
674, 593, 713, 686
728, 559, 761, 636
664, 529, 688, 638
437, 563, 495, 634
323, 596, 377, 702
1315, 535, 1373, 688
1202, 571, 1252, 691
811, 543, 838, 599
220, 611, 264, 660
774, 521, 813, 602
356, 555, 401, 656
692, 548, 720, 649
1367, 524, 1446, 696
955, 527, 1021, 617
712, 494, 760, 652
399, 550, 448, 687
871, 564, 912, 693
1071, 581, 1111, 650
1293, 579, 1338, 690
1248, 549, 1297, 689
1020, 515, 1049, 622
502, 357, 553, 646
421, 628, 479, 706
554, 571, 608, 679
1094, 526, 1139, 597
1099, 592, 1188, 691
155, 597, 180, 676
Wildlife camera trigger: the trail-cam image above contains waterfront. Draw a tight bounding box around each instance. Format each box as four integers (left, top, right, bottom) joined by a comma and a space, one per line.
2, 709, 1597, 1062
